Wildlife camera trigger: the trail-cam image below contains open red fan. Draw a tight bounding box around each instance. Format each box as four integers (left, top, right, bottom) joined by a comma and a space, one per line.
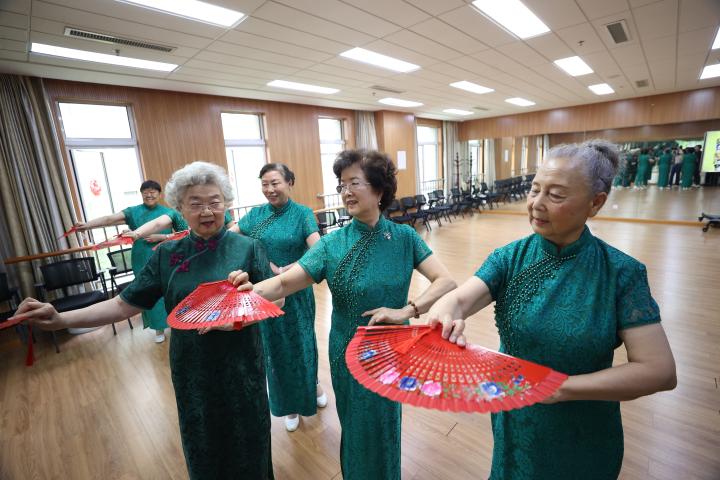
90, 235, 134, 250
346, 325, 567, 413
57, 226, 79, 239
152, 229, 190, 250
167, 280, 284, 330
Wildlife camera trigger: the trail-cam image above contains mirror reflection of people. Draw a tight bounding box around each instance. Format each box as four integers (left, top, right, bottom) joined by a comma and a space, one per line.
74, 180, 186, 343
16, 162, 277, 479
427, 140, 676, 480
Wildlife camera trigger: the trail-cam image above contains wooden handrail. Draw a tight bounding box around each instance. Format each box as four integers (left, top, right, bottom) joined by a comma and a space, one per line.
3, 245, 94, 265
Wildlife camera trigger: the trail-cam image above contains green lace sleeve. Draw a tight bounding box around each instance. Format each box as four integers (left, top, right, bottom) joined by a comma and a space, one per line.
250, 239, 273, 283
474, 248, 508, 301
616, 262, 661, 329
298, 238, 327, 283
120, 249, 163, 310
302, 207, 319, 239
169, 209, 188, 231
410, 229, 432, 267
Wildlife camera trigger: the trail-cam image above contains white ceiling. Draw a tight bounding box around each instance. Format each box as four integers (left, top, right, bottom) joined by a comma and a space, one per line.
1, 0, 720, 120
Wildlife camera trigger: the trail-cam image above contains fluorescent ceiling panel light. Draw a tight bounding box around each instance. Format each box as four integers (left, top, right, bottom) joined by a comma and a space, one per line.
505, 97, 535, 106
117, 0, 245, 27
471, 0, 550, 39
450, 80, 494, 94
588, 83, 614, 95
339, 47, 420, 73
713, 27, 720, 50
30, 42, 177, 72
443, 109, 474, 116
554, 56, 593, 76
700, 63, 720, 79
378, 97, 423, 107
267, 80, 339, 94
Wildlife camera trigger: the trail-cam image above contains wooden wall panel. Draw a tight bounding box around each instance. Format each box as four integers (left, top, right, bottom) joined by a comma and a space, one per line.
374, 110, 417, 199
548, 119, 720, 146
459, 87, 720, 140
43, 79, 356, 213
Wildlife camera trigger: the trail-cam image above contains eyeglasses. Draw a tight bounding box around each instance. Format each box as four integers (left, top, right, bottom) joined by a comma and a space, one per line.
185, 202, 225, 213
336, 181, 371, 194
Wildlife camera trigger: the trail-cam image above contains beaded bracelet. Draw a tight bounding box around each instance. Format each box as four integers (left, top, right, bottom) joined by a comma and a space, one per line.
407, 300, 420, 319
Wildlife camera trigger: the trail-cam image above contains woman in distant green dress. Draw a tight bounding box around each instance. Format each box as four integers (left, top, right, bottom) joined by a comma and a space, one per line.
657, 148, 672, 189
229, 149, 457, 480
429, 140, 677, 480
237, 163, 327, 432
18, 162, 276, 480
681, 147, 696, 189
634, 148, 650, 188
74, 180, 186, 343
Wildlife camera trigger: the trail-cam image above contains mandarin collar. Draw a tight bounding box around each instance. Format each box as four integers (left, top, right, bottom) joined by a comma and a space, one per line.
351, 214, 388, 233
539, 225, 592, 258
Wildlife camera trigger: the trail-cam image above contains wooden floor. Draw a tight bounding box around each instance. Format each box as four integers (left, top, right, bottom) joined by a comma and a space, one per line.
1, 197, 719, 479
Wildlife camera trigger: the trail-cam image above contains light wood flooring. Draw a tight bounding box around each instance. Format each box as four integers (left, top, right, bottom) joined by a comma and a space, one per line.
1, 200, 719, 479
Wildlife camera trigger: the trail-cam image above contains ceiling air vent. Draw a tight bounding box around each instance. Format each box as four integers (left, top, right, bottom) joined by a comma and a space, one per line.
370, 85, 405, 94
635, 79, 649, 88
604, 20, 630, 45
473, 106, 489, 111
64, 27, 175, 53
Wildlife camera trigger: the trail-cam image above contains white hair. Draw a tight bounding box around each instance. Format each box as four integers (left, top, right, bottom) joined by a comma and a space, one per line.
164, 161, 234, 209
547, 139, 620, 195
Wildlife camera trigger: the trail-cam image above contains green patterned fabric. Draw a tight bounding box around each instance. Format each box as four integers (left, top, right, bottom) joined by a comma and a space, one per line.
238, 199, 320, 416
634, 154, 650, 186
657, 153, 672, 188
299, 215, 432, 480
681, 153, 696, 188
122, 203, 187, 330
120, 228, 274, 480
475, 226, 661, 480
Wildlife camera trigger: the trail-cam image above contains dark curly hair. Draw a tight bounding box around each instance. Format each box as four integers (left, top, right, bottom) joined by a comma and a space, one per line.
259, 163, 295, 186
140, 180, 162, 192
332, 149, 397, 211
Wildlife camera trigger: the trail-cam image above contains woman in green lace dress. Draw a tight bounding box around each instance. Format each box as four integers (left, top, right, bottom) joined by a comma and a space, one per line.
17, 162, 275, 480
237, 163, 327, 432
428, 140, 677, 480
73, 180, 186, 343
230, 149, 456, 480
634, 148, 650, 188
656, 148, 672, 189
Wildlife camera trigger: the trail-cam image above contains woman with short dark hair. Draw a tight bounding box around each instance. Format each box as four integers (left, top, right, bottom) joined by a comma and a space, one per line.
229, 149, 457, 479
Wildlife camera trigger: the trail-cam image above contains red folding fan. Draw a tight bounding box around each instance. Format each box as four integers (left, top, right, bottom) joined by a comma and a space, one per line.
152, 229, 190, 250
57, 226, 79, 239
90, 235, 134, 250
346, 325, 567, 413
167, 280, 284, 330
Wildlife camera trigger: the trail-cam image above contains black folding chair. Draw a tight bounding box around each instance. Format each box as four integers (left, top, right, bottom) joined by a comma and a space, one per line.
107, 248, 135, 334
336, 207, 352, 227
385, 199, 413, 225
316, 211, 337, 236
37, 257, 109, 349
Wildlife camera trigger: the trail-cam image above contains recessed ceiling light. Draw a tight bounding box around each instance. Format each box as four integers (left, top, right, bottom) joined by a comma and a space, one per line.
30, 42, 177, 72
712, 27, 720, 50
339, 47, 420, 73
450, 81, 494, 95
267, 80, 339, 94
554, 56, 593, 76
505, 97, 535, 107
117, 0, 245, 27
700, 63, 720, 80
588, 83, 615, 95
443, 109, 474, 116
378, 97, 423, 107
471, 0, 550, 39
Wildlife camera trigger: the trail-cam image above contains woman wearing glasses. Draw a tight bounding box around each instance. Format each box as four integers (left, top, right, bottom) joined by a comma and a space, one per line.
17, 162, 276, 479
229, 149, 457, 479
236, 163, 327, 432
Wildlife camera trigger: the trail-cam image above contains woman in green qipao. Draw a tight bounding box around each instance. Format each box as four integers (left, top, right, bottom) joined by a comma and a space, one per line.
237, 162, 327, 432
656, 148, 672, 189
428, 140, 677, 480
73, 180, 186, 343
16, 162, 276, 480
681, 147, 697, 189
634, 148, 650, 188
229, 150, 457, 480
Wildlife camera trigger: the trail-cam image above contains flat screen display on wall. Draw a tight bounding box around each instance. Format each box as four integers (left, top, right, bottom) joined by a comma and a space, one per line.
702, 131, 720, 172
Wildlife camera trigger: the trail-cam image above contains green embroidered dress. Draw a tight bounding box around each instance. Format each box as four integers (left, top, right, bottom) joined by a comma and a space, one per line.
299, 215, 432, 480
657, 153, 672, 188
120, 228, 274, 480
634, 153, 650, 186
475, 227, 661, 480
681, 152, 696, 188
122, 203, 187, 330
238, 199, 320, 417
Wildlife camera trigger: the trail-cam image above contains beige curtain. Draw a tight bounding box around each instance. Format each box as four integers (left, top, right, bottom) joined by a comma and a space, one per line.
442, 121, 460, 191
354, 110, 378, 150
0, 75, 78, 296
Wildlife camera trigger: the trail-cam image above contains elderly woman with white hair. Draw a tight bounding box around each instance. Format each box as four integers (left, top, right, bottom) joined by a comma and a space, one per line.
428, 140, 676, 480
13, 161, 275, 479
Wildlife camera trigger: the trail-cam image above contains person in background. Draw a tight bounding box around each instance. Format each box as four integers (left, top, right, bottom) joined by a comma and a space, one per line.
656, 148, 672, 189
693, 145, 703, 187
74, 180, 186, 343
669, 148, 683, 187
634, 148, 650, 189
681, 147, 696, 190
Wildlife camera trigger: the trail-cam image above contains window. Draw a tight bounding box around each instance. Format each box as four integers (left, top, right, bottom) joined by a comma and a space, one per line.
469, 140, 481, 185
58, 102, 143, 247
319, 118, 345, 207
417, 125, 440, 194
221, 113, 267, 211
